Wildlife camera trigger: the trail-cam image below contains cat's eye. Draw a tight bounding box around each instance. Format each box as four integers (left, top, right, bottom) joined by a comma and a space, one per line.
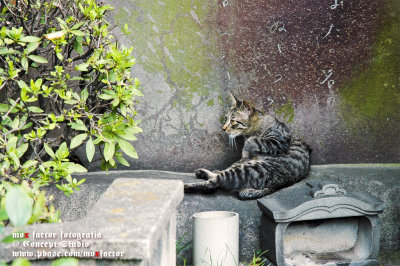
232, 120, 244, 126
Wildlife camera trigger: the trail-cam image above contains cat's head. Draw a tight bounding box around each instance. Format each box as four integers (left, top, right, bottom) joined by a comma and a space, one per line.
222, 93, 262, 137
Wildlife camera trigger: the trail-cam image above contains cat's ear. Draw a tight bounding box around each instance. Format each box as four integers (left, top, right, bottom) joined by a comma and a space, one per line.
242, 100, 253, 114
229, 92, 239, 107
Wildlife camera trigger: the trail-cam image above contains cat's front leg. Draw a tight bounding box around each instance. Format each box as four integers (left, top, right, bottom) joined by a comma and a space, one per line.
195, 168, 217, 180
185, 169, 219, 193
242, 136, 261, 160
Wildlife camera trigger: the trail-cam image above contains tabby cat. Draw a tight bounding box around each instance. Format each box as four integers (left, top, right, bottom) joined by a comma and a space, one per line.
184, 94, 311, 200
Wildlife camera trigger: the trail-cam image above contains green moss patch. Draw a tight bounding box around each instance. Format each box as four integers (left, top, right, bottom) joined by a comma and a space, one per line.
338, 0, 400, 138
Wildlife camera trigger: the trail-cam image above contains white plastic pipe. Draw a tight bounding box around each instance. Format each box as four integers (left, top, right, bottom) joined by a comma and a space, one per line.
193, 211, 239, 266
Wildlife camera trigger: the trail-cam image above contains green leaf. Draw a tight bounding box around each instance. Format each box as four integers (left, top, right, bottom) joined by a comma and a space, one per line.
42, 161, 56, 168
7, 136, 18, 150
86, 137, 95, 162
72, 38, 84, 55
98, 93, 114, 100
66, 175, 73, 184
28, 191, 45, 224
0, 47, 16, 55
17, 80, 29, 90
112, 98, 120, 107
81, 88, 89, 102
11, 258, 31, 266
22, 160, 38, 169
68, 121, 88, 131
1, 234, 14, 243
28, 55, 48, 64
0, 103, 10, 113
21, 57, 28, 71
115, 154, 130, 167
5, 186, 33, 226
108, 71, 116, 82
65, 163, 87, 173
56, 17, 68, 30
56, 52, 63, 61
118, 126, 142, 141
70, 21, 85, 30
75, 63, 89, 71
55, 142, 69, 160
0, 209, 8, 221
70, 133, 88, 149
21, 122, 33, 130
70, 77, 86, 81
26, 42, 40, 55
104, 142, 115, 161
16, 143, 29, 158
27, 106, 43, 113
43, 143, 56, 159
19, 36, 41, 43
24, 97, 38, 103
70, 30, 85, 36
10, 152, 20, 167
11, 116, 20, 129
51, 257, 79, 266
117, 138, 138, 159
120, 104, 127, 116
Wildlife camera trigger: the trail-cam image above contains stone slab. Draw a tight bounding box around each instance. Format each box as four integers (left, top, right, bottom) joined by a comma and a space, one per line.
0, 178, 184, 265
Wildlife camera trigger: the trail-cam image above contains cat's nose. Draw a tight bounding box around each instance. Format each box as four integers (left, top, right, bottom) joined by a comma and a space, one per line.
222, 124, 227, 131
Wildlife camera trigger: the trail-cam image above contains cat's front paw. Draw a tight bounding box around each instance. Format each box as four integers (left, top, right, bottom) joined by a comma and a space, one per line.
195, 168, 213, 180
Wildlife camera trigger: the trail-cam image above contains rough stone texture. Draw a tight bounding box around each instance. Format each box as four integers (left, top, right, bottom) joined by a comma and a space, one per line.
257, 182, 385, 265
0, 178, 183, 265
34, 165, 399, 264
88, 0, 400, 172
4, 165, 396, 264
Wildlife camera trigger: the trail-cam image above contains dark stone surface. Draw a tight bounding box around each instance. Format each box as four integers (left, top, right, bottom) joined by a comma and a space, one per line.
39, 164, 399, 264
95, 0, 400, 172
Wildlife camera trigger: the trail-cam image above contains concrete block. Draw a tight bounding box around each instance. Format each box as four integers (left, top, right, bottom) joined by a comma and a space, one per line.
0, 178, 183, 265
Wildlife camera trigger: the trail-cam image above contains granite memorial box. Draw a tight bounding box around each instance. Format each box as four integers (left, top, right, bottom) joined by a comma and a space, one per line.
257, 182, 386, 266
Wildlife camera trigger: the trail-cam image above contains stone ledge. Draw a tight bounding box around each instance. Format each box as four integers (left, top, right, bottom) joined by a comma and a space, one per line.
70, 164, 400, 263
0, 178, 184, 265
1, 164, 397, 265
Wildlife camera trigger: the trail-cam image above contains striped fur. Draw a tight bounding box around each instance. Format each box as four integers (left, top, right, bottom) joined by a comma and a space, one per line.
184, 95, 311, 200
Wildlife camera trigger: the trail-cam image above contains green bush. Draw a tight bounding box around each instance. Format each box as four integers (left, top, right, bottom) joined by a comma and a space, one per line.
0, 0, 142, 229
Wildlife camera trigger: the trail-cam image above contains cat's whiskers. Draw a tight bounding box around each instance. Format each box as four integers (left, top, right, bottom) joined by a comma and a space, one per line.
228, 134, 238, 150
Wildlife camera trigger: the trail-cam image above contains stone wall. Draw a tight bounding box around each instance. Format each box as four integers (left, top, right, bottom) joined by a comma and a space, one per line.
96, 0, 400, 172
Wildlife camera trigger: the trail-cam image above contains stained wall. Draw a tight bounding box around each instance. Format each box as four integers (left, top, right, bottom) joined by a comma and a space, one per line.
106, 0, 399, 172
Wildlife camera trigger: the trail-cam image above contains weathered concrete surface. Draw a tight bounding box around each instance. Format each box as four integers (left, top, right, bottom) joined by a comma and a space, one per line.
0, 178, 184, 265
93, 0, 400, 172
34, 165, 399, 264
